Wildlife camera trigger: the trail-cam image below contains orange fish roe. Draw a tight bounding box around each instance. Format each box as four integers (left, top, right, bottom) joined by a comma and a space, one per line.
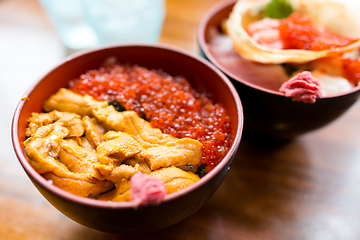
342, 58, 360, 85
68, 63, 232, 171
279, 13, 358, 51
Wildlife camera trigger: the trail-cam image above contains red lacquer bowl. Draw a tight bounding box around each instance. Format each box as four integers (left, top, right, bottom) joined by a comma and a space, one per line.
11, 44, 243, 233
198, 0, 360, 140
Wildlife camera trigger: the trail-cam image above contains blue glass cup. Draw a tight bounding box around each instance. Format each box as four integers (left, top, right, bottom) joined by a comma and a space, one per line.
38, 0, 165, 50
81, 0, 166, 46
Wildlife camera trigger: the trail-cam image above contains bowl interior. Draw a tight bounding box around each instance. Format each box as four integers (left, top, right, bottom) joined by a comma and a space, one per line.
198, 1, 360, 140
198, 0, 360, 98
12, 44, 243, 224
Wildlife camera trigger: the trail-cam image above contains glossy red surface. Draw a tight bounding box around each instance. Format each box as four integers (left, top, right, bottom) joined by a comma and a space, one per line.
279, 13, 358, 51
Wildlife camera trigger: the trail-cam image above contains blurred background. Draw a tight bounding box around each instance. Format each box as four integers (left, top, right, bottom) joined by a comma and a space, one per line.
37, 0, 166, 50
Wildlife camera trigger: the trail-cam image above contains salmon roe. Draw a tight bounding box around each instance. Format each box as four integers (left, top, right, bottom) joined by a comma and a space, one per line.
279, 13, 358, 51
68, 63, 232, 171
342, 58, 360, 85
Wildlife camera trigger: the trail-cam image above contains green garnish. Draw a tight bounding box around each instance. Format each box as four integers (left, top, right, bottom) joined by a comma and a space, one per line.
107, 99, 125, 112
107, 99, 149, 120
264, 0, 293, 19
281, 63, 299, 76
196, 164, 208, 178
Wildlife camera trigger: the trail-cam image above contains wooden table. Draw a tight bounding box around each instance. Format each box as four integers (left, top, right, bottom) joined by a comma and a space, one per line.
2, 0, 360, 239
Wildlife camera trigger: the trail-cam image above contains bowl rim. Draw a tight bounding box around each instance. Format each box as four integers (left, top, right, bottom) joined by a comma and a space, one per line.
197, 0, 360, 99
11, 43, 244, 209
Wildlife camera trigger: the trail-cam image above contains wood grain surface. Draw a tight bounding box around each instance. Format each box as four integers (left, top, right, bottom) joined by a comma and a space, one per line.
2, 0, 360, 239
